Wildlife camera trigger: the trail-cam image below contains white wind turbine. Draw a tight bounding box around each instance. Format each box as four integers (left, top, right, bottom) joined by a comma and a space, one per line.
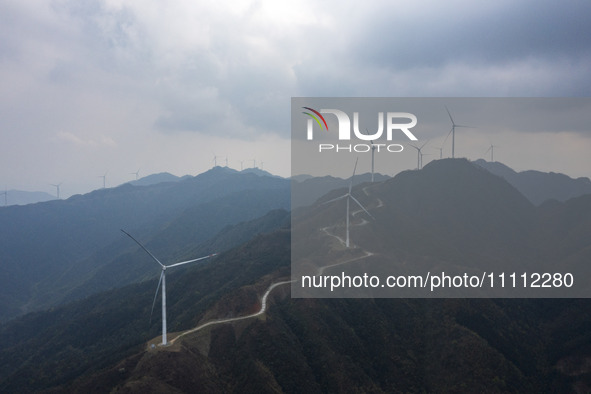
485, 144, 498, 162
50, 183, 62, 199
130, 169, 140, 181
121, 230, 217, 345
363, 129, 377, 182
324, 158, 374, 248
445, 106, 472, 159
98, 171, 107, 189
409, 141, 429, 170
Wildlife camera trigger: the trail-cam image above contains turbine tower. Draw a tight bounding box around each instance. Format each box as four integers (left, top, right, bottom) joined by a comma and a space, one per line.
323, 158, 374, 248
99, 172, 107, 189
445, 106, 472, 159
50, 183, 62, 199
212, 155, 219, 167
363, 129, 377, 182
485, 144, 497, 162
121, 230, 217, 346
409, 141, 429, 170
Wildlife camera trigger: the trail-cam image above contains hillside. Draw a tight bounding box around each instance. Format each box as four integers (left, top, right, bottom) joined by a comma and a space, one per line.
0, 189, 55, 206
292, 158, 590, 298
0, 216, 291, 393
0, 167, 290, 322
291, 172, 390, 209
1, 158, 591, 392
474, 159, 591, 205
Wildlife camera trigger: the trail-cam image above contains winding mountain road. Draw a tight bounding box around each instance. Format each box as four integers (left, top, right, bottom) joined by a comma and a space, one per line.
162, 185, 379, 347
168, 279, 294, 345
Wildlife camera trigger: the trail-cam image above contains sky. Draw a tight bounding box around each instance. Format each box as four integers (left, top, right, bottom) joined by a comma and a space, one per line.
1, 0, 591, 197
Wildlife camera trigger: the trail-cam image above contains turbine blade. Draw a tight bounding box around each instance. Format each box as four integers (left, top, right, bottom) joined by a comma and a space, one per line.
322, 194, 348, 205
121, 229, 165, 268
350, 195, 375, 220
409, 143, 419, 151
420, 140, 429, 149
442, 127, 453, 146
445, 105, 455, 125
150, 271, 164, 325
485, 146, 492, 154
351, 157, 358, 178
166, 253, 217, 269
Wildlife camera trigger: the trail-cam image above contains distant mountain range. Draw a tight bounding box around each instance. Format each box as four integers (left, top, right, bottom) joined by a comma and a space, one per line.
0, 167, 290, 322
474, 159, 591, 205
0, 189, 55, 206
291, 172, 390, 209
1, 158, 590, 392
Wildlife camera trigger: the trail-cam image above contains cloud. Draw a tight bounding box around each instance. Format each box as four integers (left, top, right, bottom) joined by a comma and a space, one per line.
56, 131, 117, 147
1, 0, 590, 194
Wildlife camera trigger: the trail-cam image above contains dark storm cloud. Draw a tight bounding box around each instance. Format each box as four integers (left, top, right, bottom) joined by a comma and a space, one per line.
353, 1, 591, 70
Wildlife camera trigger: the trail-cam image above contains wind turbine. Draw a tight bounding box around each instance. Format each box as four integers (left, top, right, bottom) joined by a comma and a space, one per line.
212, 154, 219, 167
99, 171, 107, 189
363, 128, 377, 182
252, 159, 257, 168
323, 158, 374, 248
409, 141, 429, 170
130, 169, 140, 181
50, 183, 62, 199
445, 106, 472, 159
121, 230, 217, 346
240, 160, 244, 171
485, 144, 498, 162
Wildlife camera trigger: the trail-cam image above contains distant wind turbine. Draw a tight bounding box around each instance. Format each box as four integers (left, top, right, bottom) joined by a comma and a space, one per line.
240, 160, 244, 171
50, 183, 62, 199
99, 171, 107, 189
252, 159, 257, 168
323, 158, 374, 248
485, 144, 498, 162
212, 154, 219, 167
445, 106, 472, 159
130, 169, 140, 181
409, 141, 429, 170
363, 128, 377, 182
121, 230, 217, 346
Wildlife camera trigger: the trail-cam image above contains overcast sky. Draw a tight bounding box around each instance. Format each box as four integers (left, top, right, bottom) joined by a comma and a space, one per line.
1, 0, 591, 197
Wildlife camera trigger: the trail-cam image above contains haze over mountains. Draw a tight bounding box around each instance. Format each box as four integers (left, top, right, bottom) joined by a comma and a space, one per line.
0, 166, 289, 322
474, 159, 591, 205
0, 159, 590, 392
